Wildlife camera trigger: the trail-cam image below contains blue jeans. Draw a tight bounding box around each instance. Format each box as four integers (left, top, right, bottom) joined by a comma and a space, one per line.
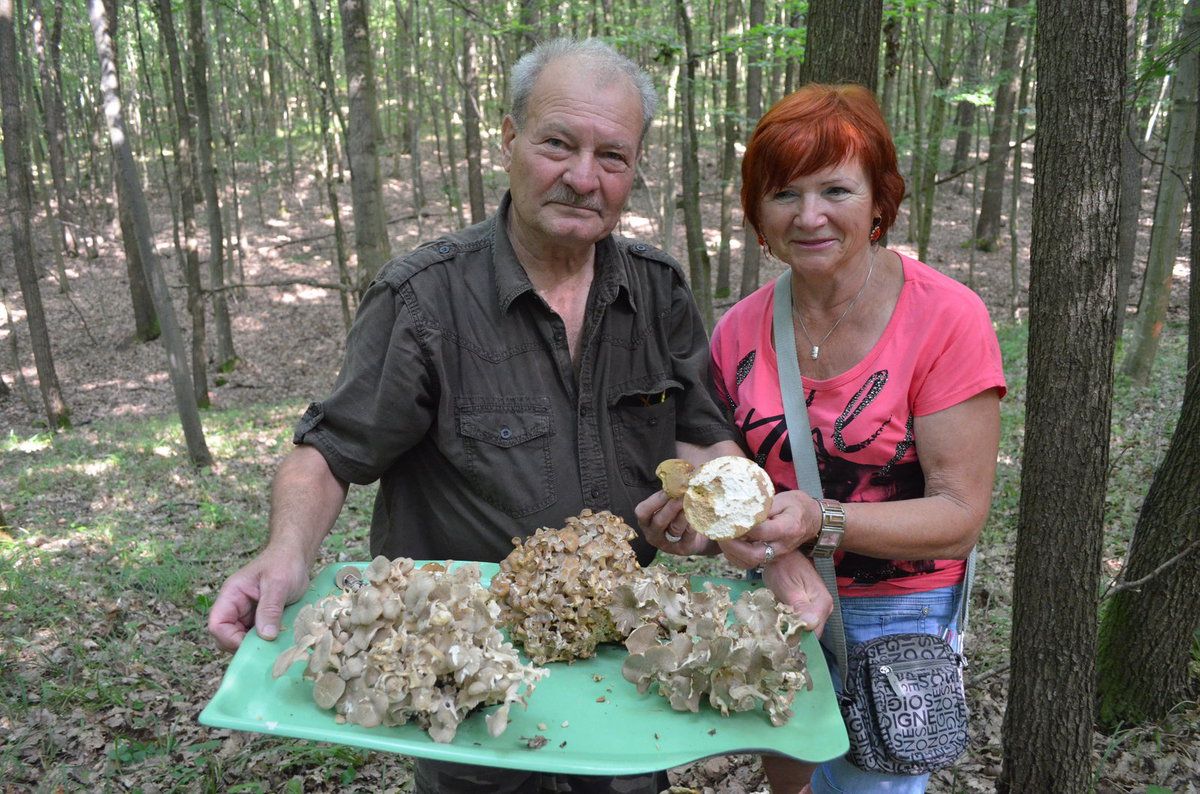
810, 585, 962, 794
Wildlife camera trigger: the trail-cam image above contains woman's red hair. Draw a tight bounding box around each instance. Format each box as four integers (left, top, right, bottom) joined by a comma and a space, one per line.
740, 84, 905, 240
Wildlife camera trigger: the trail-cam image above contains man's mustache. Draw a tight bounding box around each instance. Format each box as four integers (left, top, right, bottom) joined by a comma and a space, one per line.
544, 185, 602, 212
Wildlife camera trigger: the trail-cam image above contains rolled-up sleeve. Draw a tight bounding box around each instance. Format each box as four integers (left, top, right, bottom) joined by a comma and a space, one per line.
294, 278, 436, 484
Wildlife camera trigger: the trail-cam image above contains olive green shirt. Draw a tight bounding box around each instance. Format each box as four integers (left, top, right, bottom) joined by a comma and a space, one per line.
295, 194, 736, 565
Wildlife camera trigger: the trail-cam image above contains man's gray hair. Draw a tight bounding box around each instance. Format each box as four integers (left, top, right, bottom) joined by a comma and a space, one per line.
508, 38, 658, 141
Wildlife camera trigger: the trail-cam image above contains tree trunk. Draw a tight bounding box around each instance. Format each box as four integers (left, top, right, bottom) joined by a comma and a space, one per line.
101, 0, 159, 342
880, 0, 903, 126
30, 0, 76, 261
1095, 111, 1200, 719
799, 0, 882, 89
1, 0, 70, 428
396, 0, 424, 228
997, 2, 1125, 792
738, 0, 765, 300
1114, 0, 1144, 339
461, 26, 486, 225
155, 0, 208, 408
974, 0, 1030, 251
339, 0, 393, 293
309, 0, 353, 330
1120, 0, 1199, 384
950, 2, 983, 179
714, 0, 738, 301
673, 0, 711, 328
187, 0, 236, 373
1008, 31, 1034, 317
916, 0, 956, 263
1096, 327, 1200, 726
88, 0, 211, 466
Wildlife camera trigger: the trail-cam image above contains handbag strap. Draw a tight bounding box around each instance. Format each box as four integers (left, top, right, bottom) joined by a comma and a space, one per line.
771, 271, 974, 685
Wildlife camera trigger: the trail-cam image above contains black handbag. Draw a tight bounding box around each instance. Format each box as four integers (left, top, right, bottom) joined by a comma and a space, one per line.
772, 272, 971, 775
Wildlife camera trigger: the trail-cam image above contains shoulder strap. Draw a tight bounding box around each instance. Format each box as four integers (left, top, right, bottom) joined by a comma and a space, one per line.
771, 272, 973, 685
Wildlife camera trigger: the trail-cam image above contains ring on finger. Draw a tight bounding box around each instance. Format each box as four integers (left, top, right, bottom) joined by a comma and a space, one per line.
761, 542, 776, 564
664, 531, 684, 543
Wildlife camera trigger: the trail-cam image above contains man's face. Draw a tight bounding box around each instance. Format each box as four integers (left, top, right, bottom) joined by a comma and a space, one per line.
501, 59, 643, 254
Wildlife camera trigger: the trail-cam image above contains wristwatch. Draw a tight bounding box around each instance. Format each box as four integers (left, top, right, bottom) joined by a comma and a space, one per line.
812, 499, 846, 557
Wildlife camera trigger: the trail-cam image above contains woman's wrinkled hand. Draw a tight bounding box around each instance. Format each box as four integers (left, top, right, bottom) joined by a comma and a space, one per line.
719, 489, 821, 570
760, 551, 834, 636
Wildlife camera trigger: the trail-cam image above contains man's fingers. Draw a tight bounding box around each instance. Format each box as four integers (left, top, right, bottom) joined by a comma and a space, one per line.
253, 578, 289, 641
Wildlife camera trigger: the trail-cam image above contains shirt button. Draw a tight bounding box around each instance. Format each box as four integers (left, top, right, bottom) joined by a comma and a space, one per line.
579, 406, 590, 417
590, 489, 600, 499
499, 426, 512, 440
633, 243, 648, 252
437, 244, 452, 254
648, 417, 658, 427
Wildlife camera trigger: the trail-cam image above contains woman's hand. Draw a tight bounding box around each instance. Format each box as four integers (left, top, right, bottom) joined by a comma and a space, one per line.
719, 489, 821, 569
760, 551, 834, 636
635, 490, 716, 556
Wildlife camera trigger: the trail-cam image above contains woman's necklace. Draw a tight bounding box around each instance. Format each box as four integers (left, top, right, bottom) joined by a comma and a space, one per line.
792, 248, 877, 361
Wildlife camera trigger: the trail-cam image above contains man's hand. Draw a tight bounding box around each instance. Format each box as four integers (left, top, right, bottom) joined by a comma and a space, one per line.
207, 548, 311, 652
635, 489, 716, 556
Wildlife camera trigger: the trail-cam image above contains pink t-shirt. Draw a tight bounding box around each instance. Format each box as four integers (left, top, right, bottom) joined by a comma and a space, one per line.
711, 255, 1007, 597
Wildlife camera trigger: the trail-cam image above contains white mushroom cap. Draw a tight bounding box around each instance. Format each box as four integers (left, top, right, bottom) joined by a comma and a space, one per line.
682, 456, 774, 540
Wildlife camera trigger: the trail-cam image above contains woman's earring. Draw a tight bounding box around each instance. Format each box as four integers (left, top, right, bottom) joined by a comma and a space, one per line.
757, 233, 772, 259
869, 217, 883, 244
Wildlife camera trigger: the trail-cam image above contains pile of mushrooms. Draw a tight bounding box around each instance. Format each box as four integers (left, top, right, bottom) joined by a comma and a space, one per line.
272, 556, 546, 743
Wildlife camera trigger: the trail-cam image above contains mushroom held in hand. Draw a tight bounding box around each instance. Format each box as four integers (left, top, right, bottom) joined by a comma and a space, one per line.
677, 456, 774, 541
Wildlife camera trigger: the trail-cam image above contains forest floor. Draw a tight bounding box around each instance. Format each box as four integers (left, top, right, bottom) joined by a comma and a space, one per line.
1, 139, 1197, 793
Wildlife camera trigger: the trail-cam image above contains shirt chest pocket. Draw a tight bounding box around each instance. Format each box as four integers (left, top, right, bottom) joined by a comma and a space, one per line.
608, 378, 682, 488
456, 401, 556, 517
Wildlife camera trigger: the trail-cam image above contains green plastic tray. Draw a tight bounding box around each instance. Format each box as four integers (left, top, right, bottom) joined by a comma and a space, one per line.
200, 561, 849, 774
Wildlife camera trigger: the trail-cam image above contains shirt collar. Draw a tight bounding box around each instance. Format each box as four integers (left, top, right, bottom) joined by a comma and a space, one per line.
493, 192, 634, 314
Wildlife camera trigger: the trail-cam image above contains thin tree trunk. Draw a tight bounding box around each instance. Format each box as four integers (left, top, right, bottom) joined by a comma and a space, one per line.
1, 0, 70, 428
1008, 31, 1034, 318
715, 0, 738, 300
673, 0, 712, 327
998, 1, 1124, 791
461, 26, 485, 225
88, 0, 211, 465
155, 0, 208, 408
1114, 0, 1144, 339
102, 0, 158, 342
396, 0, 424, 231
1121, 0, 1199, 384
881, 0, 903, 127
187, 0, 236, 373
738, 0, 765, 300
916, 0, 956, 263
309, 0, 353, 330
974, 0, 1030, 250
950, 1, 983, 180
339, 0, 393, 292
30, 0, 76, 261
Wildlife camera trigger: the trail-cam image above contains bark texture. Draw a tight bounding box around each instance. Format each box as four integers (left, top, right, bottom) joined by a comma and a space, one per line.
998, 1, 1125, 791
800, 0, 882, 89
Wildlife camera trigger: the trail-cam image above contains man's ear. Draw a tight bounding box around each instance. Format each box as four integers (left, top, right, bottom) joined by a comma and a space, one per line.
500, 115, 516, 171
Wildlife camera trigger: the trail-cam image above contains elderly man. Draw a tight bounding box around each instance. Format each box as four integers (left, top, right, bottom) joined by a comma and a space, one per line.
209, 38, 751, 793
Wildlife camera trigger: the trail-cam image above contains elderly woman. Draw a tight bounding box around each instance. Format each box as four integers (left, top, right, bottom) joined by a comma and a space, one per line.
645, 84, 1006, 792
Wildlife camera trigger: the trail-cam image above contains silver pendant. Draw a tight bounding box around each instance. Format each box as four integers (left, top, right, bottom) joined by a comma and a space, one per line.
810, 345, 820, 360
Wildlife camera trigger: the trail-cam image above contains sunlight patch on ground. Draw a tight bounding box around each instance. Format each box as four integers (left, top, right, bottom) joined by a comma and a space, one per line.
11, 436, 53, 454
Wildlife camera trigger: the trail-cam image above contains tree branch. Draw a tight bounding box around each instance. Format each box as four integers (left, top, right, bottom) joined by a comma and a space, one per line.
1102, 535, 1200, 600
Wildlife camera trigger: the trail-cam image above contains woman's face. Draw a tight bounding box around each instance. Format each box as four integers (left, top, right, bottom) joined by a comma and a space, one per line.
757, 157, 877, 279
